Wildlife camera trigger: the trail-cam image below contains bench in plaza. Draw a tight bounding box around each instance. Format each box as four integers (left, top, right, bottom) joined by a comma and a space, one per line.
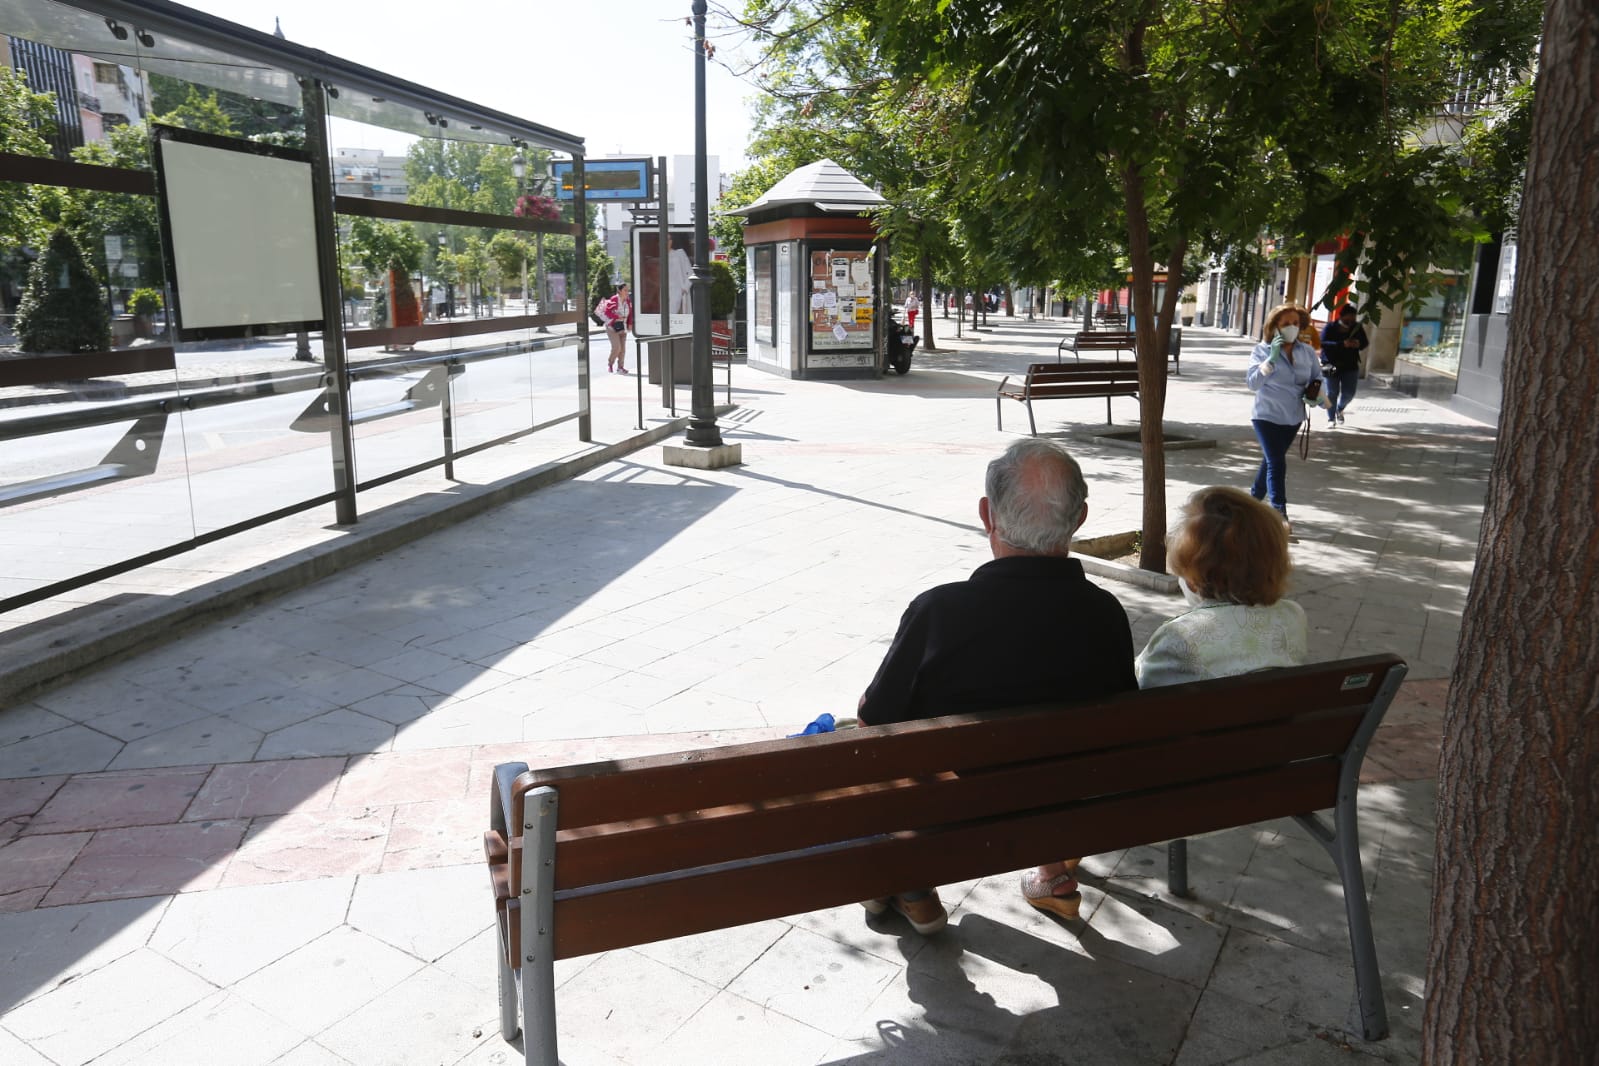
483, 654, 1407, 1065
1057, 329, 1182, 375
996, 361, 1140, 434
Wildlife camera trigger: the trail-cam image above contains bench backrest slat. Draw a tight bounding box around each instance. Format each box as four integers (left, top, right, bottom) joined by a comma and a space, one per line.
514, 656, 1398, 833
1073, 331, 1136, 347
548, 709, 1360, 890
551, 760, 1337, 958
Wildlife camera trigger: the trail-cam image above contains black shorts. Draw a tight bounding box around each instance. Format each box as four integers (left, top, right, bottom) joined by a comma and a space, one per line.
608, 320, 625, 333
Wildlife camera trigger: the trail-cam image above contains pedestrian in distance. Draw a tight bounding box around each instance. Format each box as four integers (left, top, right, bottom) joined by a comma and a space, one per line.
1246, 303, 1327, 529
1320, 304, 1370, 425
599, 282, 631, 373
855, 438, 1137, 933
903, 290, 920, 331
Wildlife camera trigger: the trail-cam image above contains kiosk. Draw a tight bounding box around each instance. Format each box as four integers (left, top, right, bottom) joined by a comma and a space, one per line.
731, 160, 887, 379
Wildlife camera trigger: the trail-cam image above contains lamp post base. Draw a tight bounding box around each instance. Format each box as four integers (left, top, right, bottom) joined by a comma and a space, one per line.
663, 441, 743, 470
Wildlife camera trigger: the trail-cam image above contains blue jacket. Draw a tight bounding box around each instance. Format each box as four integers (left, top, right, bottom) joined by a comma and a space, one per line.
1247, 340, 1321, 426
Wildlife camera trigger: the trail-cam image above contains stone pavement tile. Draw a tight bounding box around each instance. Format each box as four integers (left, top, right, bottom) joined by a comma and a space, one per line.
1101, 827, 1262, 917
106, 714, 265, 771
1205, 926, 1366, 1037
0, 831, 90, 912
219, 689, 342, 734
388, 696, 526, 751
725, 924, 905, 1039
270, 1040, 353, 1066
346, 686, 450, 727
410, 662, 521, 704
0, 725, 123, 779
331, 748, 472, 809
1383, 678, 1449, 728
633, 918, 791, 990
0, 774, 65, 845
381, 796, 481, 871
364, 647, 471, 687
317, 964, 496, 1066
589, 668, 697, 712
221, 807, 392, 889
553, 950, 723, 1061
29, 676, 174, 725
1362, 725, 1441, 784
28, 766, 211, 834
645, 689, 769, 733
1, 947, 215, 1066
652, 989, 839, 1066
231, 926, 423, 1037
1171, 986, 1342, 1066
431, 925, 502, 1000
149, 877, 355, 986
184, 757, 344, 821
43, 820, 247, 906
88, 989, 307, 1066
1072, 891, 1228, 990
523, 699, 651, 743
348, 864, 485, 962
256, 709, 396, 760
0, 896, 168, 1012
0, 1026, 55, 1066
0, 704, 73, 747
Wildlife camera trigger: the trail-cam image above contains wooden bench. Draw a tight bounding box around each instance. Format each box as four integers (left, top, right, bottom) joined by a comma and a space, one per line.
484, 654, 1407, 1064
1057, 329, 1182, 375
996, 361, 1140, 434
1058, 330, 1137, 363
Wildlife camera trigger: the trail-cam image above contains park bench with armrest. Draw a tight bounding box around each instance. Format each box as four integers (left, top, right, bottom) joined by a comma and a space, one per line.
996, 361, 1140, 434
484, 653, 1407, 1065
1057, 329, 1182, 375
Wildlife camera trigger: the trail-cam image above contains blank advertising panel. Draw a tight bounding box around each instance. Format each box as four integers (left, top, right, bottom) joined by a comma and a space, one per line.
152, 126, 324, 340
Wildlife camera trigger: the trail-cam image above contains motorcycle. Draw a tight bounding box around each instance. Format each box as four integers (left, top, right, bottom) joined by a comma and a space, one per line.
886, 312, 919, 375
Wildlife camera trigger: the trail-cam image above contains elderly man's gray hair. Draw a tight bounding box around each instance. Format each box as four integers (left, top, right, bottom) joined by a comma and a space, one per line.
984, 439, 1088, 554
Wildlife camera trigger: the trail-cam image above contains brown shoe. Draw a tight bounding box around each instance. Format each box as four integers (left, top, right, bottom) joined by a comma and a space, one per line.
1021, 869, 1082, 920
891, 891, 947, 935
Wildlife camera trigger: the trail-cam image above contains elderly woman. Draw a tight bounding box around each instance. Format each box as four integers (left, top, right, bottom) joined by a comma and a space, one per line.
1247, 303, 1324, 527
1022, 486, 1308, 920
1136, 486, 1308, 687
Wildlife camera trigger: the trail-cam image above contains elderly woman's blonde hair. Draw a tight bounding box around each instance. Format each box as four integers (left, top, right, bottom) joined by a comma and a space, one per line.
1167, 486, 1292, 605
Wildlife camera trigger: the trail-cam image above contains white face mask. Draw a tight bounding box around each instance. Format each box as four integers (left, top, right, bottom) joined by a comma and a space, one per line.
1178, 576, 1205, 606
1278, 324, 1300, 344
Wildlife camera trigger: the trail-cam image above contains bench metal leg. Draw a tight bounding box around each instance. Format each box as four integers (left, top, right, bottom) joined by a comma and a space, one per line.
1296, 808, 1388, 1040
491, 763, 529, 1043
1166, 838, 1190, 898
519, 785, 561, 1066
996, 396, 1004, 432
1105, 396, 1113, 424
1025, 399, 1037, 437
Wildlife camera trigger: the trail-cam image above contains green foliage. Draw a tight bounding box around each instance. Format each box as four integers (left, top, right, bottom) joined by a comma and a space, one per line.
709, 260, 737, 318
127, 288, 163, 317
149, 73, 300, 139
15, 228, 111, 353
0, 67, 57, 286
65, 123, 162, 290
154, 86, 237, 136
347, 217, 426, 276
488, 232, 532, 284
588, 237, 616, 306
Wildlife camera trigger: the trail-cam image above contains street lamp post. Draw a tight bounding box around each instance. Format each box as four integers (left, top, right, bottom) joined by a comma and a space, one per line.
684, 0, 723, 450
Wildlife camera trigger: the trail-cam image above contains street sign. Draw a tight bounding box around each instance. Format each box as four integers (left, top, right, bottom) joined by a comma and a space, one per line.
548, 273, 567, 303
551, 158, 654, 202
104, 235, 123, 261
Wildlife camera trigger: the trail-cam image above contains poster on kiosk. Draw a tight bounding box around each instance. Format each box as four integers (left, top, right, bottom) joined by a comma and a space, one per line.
630, 226, 704, 337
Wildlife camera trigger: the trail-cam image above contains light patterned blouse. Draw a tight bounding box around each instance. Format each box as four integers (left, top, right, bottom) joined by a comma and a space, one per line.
1134, 599, 1308, 689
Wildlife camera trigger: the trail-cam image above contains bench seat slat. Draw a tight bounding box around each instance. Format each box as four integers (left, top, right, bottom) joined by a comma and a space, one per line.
512, 656, 1401, 830
550, 760, 1337, 959
548, 713, 1361, 890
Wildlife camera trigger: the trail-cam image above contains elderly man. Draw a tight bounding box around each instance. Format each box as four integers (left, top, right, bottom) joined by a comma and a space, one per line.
857, 438, 1137, 933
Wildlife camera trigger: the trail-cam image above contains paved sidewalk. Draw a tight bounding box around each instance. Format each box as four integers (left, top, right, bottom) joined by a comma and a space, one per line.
0, 319, 1490, 1064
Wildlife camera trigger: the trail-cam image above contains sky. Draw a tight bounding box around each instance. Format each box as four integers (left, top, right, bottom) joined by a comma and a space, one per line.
181, 0, 759, 169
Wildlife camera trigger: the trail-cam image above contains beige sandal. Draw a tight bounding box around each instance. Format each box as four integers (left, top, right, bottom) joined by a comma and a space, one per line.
1020, 869, 1082, 920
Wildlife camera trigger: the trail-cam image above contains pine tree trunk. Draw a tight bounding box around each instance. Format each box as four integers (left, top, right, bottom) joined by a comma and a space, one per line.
1421, 1, 1599, 1060
919, 243, 936, 352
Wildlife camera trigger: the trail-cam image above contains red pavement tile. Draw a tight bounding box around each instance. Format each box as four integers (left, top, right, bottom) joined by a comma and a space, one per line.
1363, 724, 1442, 784
1385, 678, 1451, 728
332, 749, 472, 809
184, 757, 344, 821
0, 831, 91, 912
220, 806, 393, 888
0, 775, 66, 844
382, 797, 482, 872
26, 767, 211, 835
42, 820, 247, 906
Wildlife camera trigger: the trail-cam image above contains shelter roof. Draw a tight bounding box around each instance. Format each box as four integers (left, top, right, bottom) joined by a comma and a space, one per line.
728, 159, 886, 217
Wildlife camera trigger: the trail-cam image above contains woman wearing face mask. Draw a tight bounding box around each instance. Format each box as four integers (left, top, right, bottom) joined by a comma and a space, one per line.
1135, 486, 1307, 688
1246, 303, 1324, 525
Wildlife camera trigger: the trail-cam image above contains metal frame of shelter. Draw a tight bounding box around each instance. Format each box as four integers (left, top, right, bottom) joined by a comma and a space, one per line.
0, 0, 588, 614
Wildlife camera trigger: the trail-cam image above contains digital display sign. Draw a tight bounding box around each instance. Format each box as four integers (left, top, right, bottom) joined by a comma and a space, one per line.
552, 158, 654, 201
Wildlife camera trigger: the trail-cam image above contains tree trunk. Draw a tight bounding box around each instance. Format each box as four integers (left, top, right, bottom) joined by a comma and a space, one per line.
919, 243, 936, 352
1003, 282, 1015, 316
1421, 1, 1599, 1060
